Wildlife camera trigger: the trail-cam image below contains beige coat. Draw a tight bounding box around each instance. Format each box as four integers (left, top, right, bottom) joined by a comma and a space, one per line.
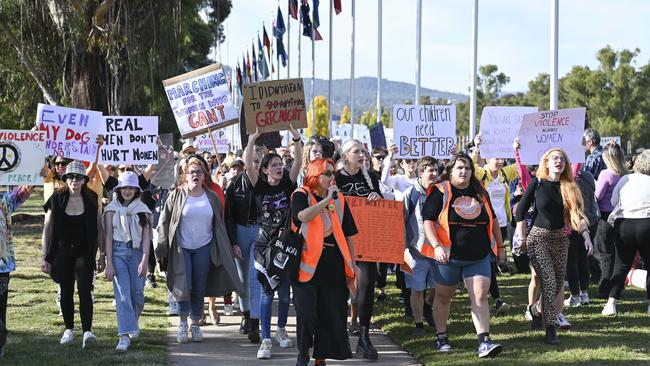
155, 187, 243, 302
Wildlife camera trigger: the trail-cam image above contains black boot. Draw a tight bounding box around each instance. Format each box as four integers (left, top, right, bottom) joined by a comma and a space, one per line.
295, 352, 310, 366
356, 326, 379, 360
544, 325, 560, 345
240, 311, 250, 334
248, 318, 260, 343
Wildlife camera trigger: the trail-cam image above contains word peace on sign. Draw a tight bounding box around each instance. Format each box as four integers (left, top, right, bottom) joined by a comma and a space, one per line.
0, 142, 21, 173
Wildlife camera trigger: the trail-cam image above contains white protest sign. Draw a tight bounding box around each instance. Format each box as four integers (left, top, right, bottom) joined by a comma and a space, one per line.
392, 104, 456, 159
0, 130, 46, 185
479, 106, 538, 158
163, 64, 238, 138
193, 129, 230, 154
600, 136, 621, 147
36, 103, 103, 162
518, 108, 586, 165
99, 116, 159, 165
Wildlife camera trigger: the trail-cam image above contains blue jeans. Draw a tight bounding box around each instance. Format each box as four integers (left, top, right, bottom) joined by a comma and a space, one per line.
178, 242, 212, 321
112, 240, 146, 336
235, 224, 262, 318
260, 276, 290, 340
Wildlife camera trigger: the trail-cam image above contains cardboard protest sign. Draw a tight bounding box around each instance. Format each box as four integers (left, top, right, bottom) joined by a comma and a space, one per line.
36, 103, 103, 162
600, 136, 621, 147
518, 108, 586, 165
194, 129, 230, 154
99, 116, 158, 164
345, 196, 405, 264
243, 78, 307, 133
392, 104, 456, 159
150, 133, 176, 190
369, 123, 387, 150
0, 130, 46, 185
163, 63, 238, 138
479, 106, 538, 158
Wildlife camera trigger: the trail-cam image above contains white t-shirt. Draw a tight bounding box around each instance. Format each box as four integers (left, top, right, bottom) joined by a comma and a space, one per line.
178, 193, 214, 249
613, 173, 650, 219
486, 177, 508, 227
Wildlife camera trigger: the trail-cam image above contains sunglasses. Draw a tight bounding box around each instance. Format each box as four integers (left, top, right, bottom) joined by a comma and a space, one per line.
54, 161, 69, 167
321, 170, 334, 178
66, 174, 85, 182
118, 167, 134, 172
373, 155, 386, 160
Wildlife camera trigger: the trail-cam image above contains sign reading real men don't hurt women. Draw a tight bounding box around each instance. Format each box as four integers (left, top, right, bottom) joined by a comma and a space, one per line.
243, 78, 307, 134
392, 104, 456, 159
100, 116, 159, 165
163, 63, 239, 138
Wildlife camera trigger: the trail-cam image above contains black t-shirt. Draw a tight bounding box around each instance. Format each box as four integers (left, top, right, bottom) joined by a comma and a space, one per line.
291, 190, 358, 287
105, 174, 155, 210
515, 177, 565, 230
253, 169, 296, 235
422, 183, 494, 261
335, 170, 382, 197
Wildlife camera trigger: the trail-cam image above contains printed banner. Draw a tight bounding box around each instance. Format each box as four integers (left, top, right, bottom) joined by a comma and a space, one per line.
392, 104, 456, 159
518, 108, 586, 165
194, 129, 231, 154
163, 64, 239, 138
479, 106, 538, 158
150, 133, 176, 190
345, 196, 405, 264
100, 116, 159, 164
243, 78, 307, 133
36, 103, 103, 162
0, 130, 46, 185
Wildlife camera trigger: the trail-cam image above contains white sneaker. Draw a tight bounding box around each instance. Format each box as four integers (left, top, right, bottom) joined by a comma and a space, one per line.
602, 302, 617, 316
167, 302, 179, 316
257, 338, 272, 359
580, 292, 590, 305
115, 335, 130, 352
129, 330, 139, 340
82, 331, 97, 349
224, 304, 234, 316
60, 329, 74, 345
524, 307, 533, 321
275, 327, 293, 348
190, 324, 203, 342
177, 322, 189, 343
555, 313, 571, 330
564, 295, 581, 307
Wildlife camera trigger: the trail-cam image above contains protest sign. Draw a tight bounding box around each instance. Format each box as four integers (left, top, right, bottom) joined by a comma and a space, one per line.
150, 133, 175, 190
345, 196, 405, 264
479, 106, 538, 158
392, 104, 456, 159
243, 78, 307, 133
0, 130, 46, 185
194, 129, 230, 154
36, 103, 103, 162
518, 107, 586, 165
369, 123, 387, 150
99, 116, 158, 164
163, 64, 238, 138
600, 136, 621, 147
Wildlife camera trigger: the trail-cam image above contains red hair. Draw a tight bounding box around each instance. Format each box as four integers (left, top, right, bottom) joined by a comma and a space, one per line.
303, 158, 336, 192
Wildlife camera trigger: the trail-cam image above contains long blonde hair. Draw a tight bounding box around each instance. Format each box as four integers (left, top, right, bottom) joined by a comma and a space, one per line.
536, 148, 586, 230
602, 144, 628, 176
340, 139, 374, 190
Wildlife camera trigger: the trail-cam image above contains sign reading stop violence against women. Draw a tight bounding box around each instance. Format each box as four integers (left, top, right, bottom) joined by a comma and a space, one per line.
243, 78, 307, 133
194, 129, 230, 154
36, 103, 103, 162
100, 116, 159, 164
518, 107, 586, 165
345, 196, 405, 264
0, 130, 46, 185
163, 64, 239, 138
479, 106, 538, 158
392, 104, 456, 159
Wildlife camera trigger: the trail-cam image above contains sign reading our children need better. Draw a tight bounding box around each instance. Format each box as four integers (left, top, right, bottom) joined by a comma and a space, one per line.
392, 104, 456, 159
100, 116, 159, 164
243, 78, 307, 134
163, 63, 239, 138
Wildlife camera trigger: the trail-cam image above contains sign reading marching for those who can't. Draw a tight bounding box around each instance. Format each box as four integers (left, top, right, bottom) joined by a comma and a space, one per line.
518, 107, 586, 165
163, 64, 239, 138
36, 103, 103, 162
479, 106, 538, 158
100, 116, 159, 165
392, 104, 456, 159
243, 78, 308, 134
193, 129, 231, 154
0, 130, 46, 185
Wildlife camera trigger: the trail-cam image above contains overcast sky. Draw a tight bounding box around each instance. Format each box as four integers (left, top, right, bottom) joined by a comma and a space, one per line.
218, 0, 650, 94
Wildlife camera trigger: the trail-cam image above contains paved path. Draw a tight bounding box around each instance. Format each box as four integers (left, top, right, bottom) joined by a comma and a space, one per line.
167, 299, 421, 366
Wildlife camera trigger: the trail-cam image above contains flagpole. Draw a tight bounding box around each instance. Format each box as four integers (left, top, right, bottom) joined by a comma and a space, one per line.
350, 0, 356, 138
287, 1, 291, 78
311, 1, 316, 137
550, 0, 559, 110
469, 0, 478, 140
415, 0, 422, 105
328, 0, 334, 136
376, 0, 382, 125
298, 11, 302, 78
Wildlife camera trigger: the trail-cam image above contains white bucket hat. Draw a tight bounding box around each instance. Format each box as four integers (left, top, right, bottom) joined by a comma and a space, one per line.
114, 171, 141, 191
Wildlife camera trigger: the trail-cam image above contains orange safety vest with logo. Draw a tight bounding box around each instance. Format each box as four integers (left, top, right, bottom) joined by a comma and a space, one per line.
432, 180, 498, 256
291, 187, 357, 295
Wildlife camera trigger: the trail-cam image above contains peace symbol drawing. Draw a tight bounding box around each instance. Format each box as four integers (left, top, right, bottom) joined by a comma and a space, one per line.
0, 142, 21, 173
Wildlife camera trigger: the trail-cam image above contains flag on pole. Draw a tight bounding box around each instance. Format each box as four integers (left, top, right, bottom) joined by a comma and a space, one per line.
236, 62, 243, 92
241, 56, 247, 85
289, 0, 299, 20
258, 35, 270, 80
334, 0, 342, 14
252, 40, 258, 82
263, 25, 272, 61
246, 51, 252, 83
313, 0, 320, 28
275, 7, 288, 67
300, 0, 323, 40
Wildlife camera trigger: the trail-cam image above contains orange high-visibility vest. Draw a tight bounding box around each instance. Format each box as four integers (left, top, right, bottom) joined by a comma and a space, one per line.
433, 180, 498, 256
292, 187, 356, 295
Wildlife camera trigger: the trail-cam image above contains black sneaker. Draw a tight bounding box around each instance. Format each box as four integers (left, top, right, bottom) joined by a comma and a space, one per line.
435, 337, 452, 352
377, 292, 386, 302
528, 304, 543, 330
412, 326, 425, 337
145, 274, 158, 289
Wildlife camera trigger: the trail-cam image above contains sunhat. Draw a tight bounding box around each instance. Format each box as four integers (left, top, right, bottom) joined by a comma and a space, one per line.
61, 161, 88, 182
114, 171, 141, 191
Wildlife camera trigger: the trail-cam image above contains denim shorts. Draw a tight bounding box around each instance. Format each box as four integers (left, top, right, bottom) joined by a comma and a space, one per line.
404, 254, 437, 291
432, 254, 491, 286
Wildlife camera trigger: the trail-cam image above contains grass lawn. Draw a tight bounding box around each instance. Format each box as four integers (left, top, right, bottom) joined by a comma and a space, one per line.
374, 272, 650, 365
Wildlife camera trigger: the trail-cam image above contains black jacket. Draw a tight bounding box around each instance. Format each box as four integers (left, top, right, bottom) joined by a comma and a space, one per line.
225, 172, 256, 243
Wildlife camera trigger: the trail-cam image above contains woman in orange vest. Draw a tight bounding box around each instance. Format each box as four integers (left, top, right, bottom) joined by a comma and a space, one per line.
291, 158, 359, 366
422, 153, 506, 358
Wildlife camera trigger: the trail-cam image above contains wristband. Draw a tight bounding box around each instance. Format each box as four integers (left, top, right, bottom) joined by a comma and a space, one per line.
292, 137, 301, 142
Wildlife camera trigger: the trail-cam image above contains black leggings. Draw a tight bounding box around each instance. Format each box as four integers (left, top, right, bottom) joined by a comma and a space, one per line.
376, 263, 388, 289
567, 230, 590, 295
147, 240, 156, 273
56, 255, 94, 332
595, 214, 616, 295
488, 227, 507, 300
356, 261, 377, 327
0, 273, 9, 326
609, 218, 650, 300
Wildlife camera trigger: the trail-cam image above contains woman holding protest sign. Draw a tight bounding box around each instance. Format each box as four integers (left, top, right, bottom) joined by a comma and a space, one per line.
335, 139, 382, 360
245, 126, 302, 360
422, 152, 505, 358
41, 161, 104, 349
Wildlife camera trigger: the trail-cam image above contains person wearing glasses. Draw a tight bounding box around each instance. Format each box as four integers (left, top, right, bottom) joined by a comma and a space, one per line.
41, 161, 105, 349
43, 156, 72, 203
